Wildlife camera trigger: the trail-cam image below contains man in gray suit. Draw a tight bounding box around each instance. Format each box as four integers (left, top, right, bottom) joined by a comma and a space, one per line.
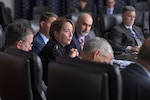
109, 6, 145, 53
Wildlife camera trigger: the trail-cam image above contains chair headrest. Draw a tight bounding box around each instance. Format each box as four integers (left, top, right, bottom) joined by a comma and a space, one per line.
100, 14, 122, 33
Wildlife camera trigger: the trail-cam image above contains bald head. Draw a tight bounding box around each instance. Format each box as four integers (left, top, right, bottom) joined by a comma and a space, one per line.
80, 37, 114, 64
76, 13, 93, 36
77, 13, 93, 22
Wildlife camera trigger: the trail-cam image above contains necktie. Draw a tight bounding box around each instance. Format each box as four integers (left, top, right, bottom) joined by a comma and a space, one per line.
81, 37, 85, 50
107, 9, 113, 14
129, 28, 142, 46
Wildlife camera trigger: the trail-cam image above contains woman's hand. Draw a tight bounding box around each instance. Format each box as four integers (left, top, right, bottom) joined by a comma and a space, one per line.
68, 48, 79, 58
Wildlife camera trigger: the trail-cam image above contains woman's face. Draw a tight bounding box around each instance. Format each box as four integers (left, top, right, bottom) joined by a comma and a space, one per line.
55, 22, 74, 47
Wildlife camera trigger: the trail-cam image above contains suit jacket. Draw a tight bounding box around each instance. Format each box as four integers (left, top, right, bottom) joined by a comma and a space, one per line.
98, 6, 121, 17
121, 63, 150, 100
30, 32, 46, 54
38, 39, 68, 84
72, 3, 97, 16
66, 32, 90, 53
109, 23, 145, 52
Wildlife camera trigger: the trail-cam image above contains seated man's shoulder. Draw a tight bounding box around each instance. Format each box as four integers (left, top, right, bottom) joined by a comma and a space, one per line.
111, 24, 122, 31
133, 24, 142, 29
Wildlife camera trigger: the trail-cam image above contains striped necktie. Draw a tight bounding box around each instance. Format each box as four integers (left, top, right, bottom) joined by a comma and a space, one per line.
129, 28, 142, 46
81, 37, 85, 50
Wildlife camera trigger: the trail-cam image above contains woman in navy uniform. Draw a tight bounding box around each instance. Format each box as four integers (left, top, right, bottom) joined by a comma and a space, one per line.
39, 17, 78, 84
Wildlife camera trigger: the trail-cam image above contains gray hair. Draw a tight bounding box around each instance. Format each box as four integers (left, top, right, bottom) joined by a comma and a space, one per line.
5, 22, 34, 46
122, 6, 136, 14
83, 37, 114, 57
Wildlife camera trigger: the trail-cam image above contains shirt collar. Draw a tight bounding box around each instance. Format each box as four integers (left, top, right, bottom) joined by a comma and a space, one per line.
124, 24, 132, 29
39, 32, 49, 44
77, 32, 85, 43
107, 7, 114, 11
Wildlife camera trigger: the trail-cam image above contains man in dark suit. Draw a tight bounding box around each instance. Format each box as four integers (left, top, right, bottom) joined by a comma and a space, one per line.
121, 37, 150, 100
70, 0, 97, 17
109, 6, 145, 53
98, 0, 121, 16
66, 13, 93, 53
0, 22, 34, 52
80, 37, 114, 64
30, 12, 58, 54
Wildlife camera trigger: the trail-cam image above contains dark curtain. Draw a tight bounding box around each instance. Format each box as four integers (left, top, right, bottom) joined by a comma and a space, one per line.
65, 0, 77, 15
14, 0, 138, 20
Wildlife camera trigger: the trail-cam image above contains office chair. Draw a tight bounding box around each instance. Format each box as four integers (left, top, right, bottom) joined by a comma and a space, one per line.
135, 1, 150, 11
0, 2, 12, 29
47, 56, 122, 100
13, 18, 31, 26
0, 24, 4, 48
134, 10, 150, 39
0, 52, 33, 100
99, 14, 122, 39
4, 48, 46, 100
32, 6, 51, 20
29, 19, 39, 35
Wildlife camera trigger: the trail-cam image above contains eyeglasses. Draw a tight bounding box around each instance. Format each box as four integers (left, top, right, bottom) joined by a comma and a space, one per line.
22, 40, 33, 47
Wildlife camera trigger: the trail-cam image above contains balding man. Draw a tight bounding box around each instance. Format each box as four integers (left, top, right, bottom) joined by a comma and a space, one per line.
66, 13, 93, 53
80, 37, 114, 64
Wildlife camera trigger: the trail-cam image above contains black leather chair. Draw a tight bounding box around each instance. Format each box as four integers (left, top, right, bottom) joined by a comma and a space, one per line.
32, 6, 51, 20
99, 14, 122, 39
66, 12, 83, 24
31, 6, 51, 35
0, 52, 33, 100
4, 48, 46, 100
0, 2, 12, 29
134, 11, 150, 39
47, 57, 122, 100
13, 18, 39, 35
0, 24, 4, 49
13, 18, 31, 26
134, 1, 150, 38
135, 1, 150, 11
29, 19, 39, 35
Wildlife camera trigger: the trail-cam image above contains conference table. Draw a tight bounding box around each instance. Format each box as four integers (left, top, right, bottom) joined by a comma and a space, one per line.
113, 52, 138, 70
115, 53, 137, 62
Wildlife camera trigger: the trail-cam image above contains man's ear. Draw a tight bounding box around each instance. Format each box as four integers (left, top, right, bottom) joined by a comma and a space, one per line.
40, 21, 45, 27
93, 49, 100, 60
40, 21, 45, 25
54, 31, 58, 37
16, 40, 22, 49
